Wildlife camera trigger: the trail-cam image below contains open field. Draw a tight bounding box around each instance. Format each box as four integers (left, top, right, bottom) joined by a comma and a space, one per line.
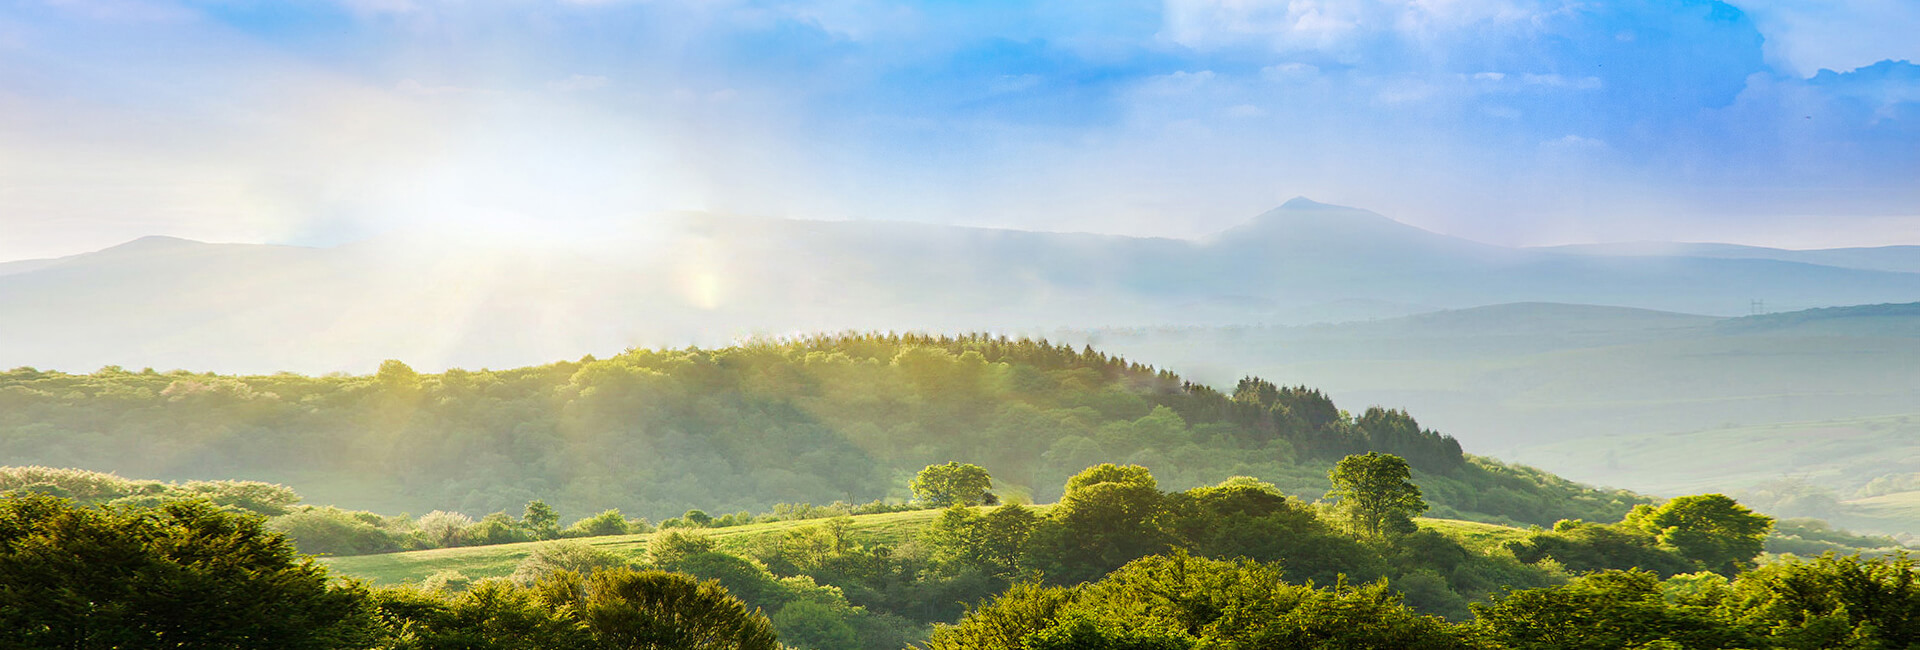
322, 508, 1518, 586
322, 508, 954, 585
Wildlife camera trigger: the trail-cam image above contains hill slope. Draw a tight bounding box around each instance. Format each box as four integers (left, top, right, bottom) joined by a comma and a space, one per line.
1064, 302, 1920, 534
0, 335, 1641, 528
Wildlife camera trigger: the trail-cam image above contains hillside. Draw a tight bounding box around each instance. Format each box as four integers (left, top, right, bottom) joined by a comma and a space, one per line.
1063, 302, 1920, 534
5, 200, 1920, 374
322, 508, 958, 586
319, 510, 1544, 587
0, 335, 1642, 529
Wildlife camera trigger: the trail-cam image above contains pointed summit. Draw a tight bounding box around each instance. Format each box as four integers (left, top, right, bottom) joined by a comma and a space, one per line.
1204, 199, 1513, 264
100, 235, 205, 254
1279, 196, 1337, 210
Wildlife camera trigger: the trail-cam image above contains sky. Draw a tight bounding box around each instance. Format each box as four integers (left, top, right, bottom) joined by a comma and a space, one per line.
1, 0, 1917, 262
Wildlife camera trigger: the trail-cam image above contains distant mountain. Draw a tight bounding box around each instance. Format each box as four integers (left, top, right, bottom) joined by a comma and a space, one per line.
1541, 241, 1920, 275
4, 199, 1920, 374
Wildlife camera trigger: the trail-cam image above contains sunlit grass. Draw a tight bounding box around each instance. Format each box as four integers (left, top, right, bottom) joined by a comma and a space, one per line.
322, 507, 957, 585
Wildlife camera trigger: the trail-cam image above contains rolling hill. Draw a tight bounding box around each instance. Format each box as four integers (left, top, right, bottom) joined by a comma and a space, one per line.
1066, 302, 1920, 534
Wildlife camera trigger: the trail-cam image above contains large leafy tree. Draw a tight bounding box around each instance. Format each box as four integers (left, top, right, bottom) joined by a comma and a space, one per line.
1327, 452, 1427, 539
1470, 570, 1750, 650
1033, 464, 1169, 582
911, 462, 996, 507
551, 568, 781, 650
1622, 494, 1772, 575
0, 493, 373, 649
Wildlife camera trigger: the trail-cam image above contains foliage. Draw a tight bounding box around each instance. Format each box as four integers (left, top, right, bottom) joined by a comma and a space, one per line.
558, 568, 781, 650
522, 500, 560, 540
1712, 552, 1920, 648
1328, 452, 1428, 538
1031, 464, 1171, 583
509, 541, 629, 584
271, 505, 406, 555
1505, 519, 1697, 577
0, 493, 373, 649
1622, 494, 1774, 575
928, 552, 1474, 649
0, 335, 1621, 529
911, 461, 996, 507
565, 508, 638, 538
1471, 570, 1750, 650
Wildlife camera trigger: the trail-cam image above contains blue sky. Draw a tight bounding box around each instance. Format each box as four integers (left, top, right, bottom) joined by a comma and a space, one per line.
1, 0, 1916, 260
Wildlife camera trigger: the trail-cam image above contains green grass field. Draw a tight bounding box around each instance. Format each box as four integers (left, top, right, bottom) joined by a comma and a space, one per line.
1416, 517, 1532, 554
322, 508, 953, 585
321, 508, 1519, 586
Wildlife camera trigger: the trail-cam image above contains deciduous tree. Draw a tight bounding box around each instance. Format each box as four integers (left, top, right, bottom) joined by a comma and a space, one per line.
1327, 452, 1427, 539
912, 462, 996, 507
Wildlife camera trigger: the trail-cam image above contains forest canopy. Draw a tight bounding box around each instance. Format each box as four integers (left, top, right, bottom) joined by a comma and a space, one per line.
0, 334, 1645, 527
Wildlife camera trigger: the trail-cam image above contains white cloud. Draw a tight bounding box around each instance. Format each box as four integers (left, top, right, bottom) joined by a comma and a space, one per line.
1163, 0, 1550, 55
1727, 0, 1920, 76
1521, 73, 1602, 89
1139, 70, 1217, 95
1261, 62, 1321, 80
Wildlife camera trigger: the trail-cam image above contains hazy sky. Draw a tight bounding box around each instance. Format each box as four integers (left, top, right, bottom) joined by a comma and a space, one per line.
2, 0, 1917, 261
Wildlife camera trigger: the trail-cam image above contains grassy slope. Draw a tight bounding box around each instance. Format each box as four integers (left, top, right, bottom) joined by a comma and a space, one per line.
322, 508, 1515, 587
1070, 306, 1920, 535
322, 508, 952, 586
1519, 413, 1920, 534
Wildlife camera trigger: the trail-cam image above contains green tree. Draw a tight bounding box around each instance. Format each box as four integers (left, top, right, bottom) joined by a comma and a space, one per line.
554, 567, 781, 650
1328, 452, 1427, 539
523, 500, 561, 540
1622, 494, 1773, 575
371, 580, 586, 649
1033, 464, 1168, 583
0, 493, 373, 649
912, 462, 996, 507
1470, 570, 1750, 650
1713, 552, 1920, 648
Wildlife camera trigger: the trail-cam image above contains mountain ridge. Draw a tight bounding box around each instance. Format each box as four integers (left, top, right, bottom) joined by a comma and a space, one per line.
5, 200, 1919, 374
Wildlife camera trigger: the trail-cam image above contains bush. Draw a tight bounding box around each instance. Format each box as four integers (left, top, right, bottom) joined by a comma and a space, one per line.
509, 541, 629, 584
415, 510, 475, 548
270, 506, 402, 556
563, 508, 634, 538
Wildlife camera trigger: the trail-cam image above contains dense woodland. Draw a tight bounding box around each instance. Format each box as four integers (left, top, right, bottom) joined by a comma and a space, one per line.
0, 334, 1643, 526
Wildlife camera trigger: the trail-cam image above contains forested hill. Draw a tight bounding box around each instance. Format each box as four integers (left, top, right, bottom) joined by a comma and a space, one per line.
0, 334, 1640, 524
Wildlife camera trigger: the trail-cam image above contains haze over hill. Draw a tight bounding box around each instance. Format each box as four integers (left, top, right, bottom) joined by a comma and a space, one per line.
5, 199, 1920, 376
1065, 302, 1920, 534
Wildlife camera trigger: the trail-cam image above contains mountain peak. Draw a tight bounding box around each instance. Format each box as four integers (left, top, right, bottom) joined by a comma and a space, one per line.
1204, 200, 1515, 263
99, 235, 206, 254
1279, 196, 1338, 210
